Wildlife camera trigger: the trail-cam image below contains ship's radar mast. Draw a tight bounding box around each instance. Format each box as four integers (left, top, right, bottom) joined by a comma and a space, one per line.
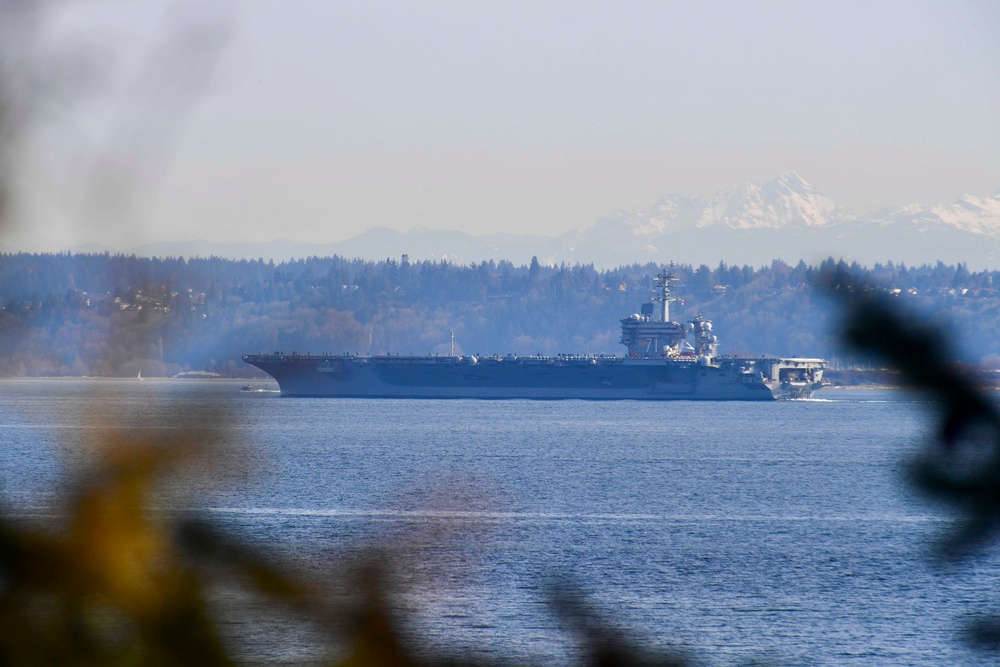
651, 265, 679, 322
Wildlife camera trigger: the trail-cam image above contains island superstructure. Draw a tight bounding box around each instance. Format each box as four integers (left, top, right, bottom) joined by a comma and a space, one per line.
243, 267, 825, 400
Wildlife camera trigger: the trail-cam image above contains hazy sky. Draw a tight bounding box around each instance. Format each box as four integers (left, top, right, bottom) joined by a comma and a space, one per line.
9, 0, 1000, 251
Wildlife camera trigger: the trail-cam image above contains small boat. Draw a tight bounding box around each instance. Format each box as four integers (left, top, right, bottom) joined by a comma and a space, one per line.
241, 384, 279, 393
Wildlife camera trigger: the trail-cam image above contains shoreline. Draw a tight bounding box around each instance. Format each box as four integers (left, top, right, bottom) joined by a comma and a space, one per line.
0, 376, 266, 382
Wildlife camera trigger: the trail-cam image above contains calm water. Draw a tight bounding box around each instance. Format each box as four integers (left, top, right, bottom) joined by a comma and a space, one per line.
1, 379, 998, 665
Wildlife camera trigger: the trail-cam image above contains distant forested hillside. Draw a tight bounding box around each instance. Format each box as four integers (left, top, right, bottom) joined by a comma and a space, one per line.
0, 253, 996, 377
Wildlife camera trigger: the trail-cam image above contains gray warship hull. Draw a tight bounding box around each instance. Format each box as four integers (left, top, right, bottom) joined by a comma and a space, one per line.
242, 353, 824, 401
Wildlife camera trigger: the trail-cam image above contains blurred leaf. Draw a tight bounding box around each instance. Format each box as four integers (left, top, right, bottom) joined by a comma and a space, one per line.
819, 266, 1000, 558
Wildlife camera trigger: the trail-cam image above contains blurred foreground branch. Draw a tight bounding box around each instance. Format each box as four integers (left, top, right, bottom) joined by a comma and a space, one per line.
820, 266, 1000, 649
820, 266, 1000, 556
0, 417, 239, 664
0, 406, 462, 666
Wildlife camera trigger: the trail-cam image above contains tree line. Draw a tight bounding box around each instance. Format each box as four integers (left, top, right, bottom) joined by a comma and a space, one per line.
0, 252, 996, 377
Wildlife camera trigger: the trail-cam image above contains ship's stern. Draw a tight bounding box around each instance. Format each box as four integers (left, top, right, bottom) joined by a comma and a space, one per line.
759, 358, 826, 400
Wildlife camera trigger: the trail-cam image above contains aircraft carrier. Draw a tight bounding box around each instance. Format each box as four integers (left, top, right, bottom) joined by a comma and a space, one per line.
243, 268, 825, 400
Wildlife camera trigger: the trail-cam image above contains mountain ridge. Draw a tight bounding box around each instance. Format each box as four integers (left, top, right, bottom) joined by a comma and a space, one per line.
25, 173, 1000, 269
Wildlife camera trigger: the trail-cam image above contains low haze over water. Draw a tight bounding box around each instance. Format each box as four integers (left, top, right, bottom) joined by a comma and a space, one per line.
2, 379, 998, 665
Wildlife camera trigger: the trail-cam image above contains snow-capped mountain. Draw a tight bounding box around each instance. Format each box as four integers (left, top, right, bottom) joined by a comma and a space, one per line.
869, 190, 1000, 239
568, 173, 999, 268
597, 171, 846, 235
108, 174, 1000, 270
696, 171, 845, 229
